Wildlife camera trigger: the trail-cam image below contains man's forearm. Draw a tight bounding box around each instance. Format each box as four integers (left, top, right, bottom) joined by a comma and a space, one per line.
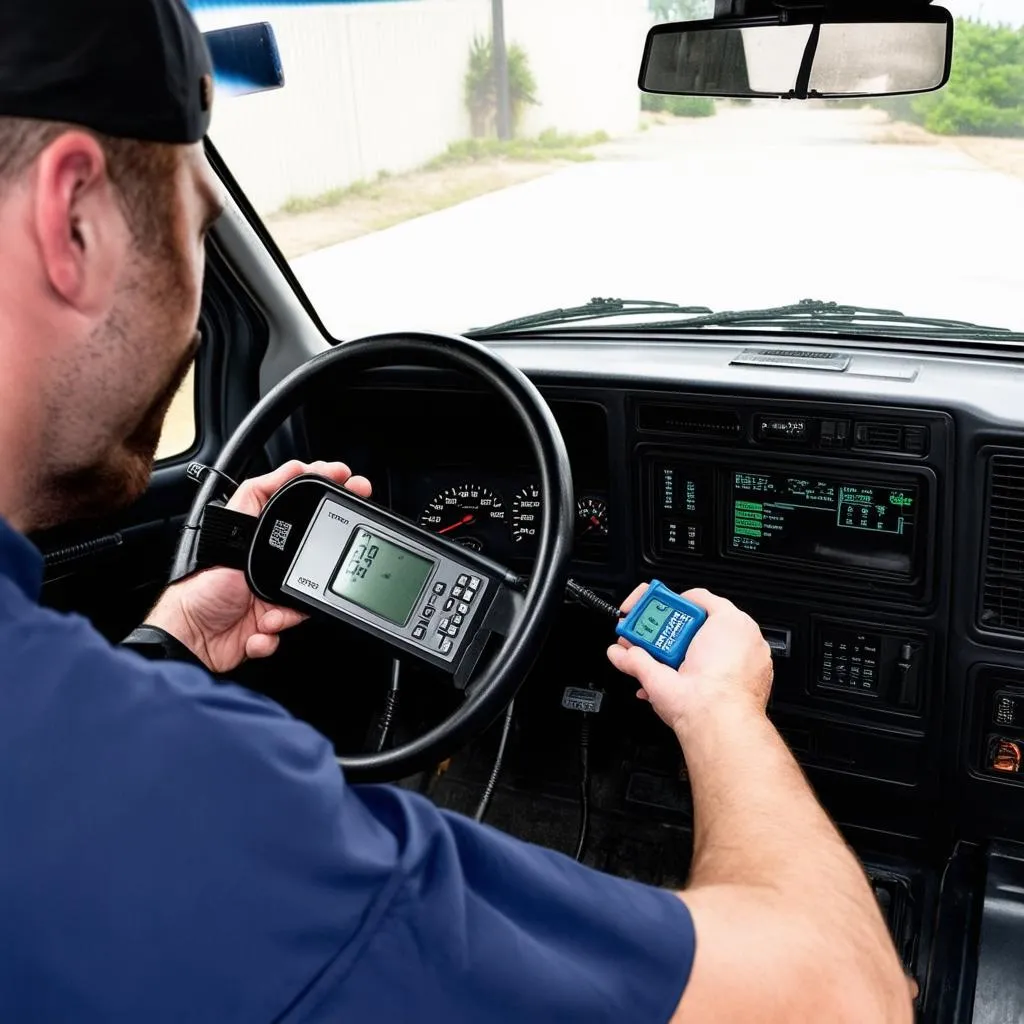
676, 698, 906, 1005
678, 700, 857, 891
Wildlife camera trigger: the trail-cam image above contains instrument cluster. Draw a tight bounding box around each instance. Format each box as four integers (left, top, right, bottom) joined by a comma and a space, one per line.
415, 479, 609, 560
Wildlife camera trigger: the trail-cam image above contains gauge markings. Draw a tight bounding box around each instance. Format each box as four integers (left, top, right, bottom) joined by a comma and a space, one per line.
511, 484, 543, 543
576, 496, 609, 538
419, 483, 506, 553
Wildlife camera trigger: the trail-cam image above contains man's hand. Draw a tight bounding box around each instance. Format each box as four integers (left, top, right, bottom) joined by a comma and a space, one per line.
606, 585, 773, 735
146, 460, 371, 674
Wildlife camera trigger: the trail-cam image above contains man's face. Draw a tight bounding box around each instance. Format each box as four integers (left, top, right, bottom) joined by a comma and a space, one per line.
38, 143, 224, 525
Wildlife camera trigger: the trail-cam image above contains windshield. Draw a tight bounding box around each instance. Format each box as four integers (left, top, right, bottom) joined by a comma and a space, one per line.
191, 0, 1024, 341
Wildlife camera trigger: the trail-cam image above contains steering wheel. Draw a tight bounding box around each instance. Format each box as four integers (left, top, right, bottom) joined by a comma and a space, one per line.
171, 332, 574, 783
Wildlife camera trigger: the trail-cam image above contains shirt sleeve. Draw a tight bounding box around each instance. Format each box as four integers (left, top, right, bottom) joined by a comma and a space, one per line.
299, 784, 696, 1024
1, 616, 693, 1024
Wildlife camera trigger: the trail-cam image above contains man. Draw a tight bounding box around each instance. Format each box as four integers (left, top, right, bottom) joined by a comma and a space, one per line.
0, 1, 913, 1021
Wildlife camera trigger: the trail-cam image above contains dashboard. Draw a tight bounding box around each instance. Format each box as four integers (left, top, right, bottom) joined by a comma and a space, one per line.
296, 337, 1024, 851
288, 333, 1024, 1019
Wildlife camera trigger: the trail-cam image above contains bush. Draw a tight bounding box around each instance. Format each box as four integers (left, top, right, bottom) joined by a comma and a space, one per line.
880, 20, 1024, 138
641, 92, 716, 117
465, 35, 538, 138
666, 95, 716, 117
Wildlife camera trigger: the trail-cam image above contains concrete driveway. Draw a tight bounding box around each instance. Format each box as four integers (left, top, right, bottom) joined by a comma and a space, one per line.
291, 105, 1024, 340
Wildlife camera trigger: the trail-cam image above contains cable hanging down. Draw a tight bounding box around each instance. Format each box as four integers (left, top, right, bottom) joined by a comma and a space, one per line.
375, 659, 402, 753
574, 713, 591, 862
474, 699, 516, 823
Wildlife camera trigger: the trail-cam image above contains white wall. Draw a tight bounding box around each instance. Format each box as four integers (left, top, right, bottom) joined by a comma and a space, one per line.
506, 0, 650, 139
194, 0, 650, 214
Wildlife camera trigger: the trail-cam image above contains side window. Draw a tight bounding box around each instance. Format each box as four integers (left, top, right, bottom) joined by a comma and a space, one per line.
155, 365, 197, 462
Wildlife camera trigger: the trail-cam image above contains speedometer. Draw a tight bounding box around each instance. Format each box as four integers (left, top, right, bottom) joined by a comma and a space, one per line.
419, 483, 506, 553
511, 484, 543, 543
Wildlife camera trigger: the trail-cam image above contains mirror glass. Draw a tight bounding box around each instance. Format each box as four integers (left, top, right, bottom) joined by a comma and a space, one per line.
641, 18, 950, 98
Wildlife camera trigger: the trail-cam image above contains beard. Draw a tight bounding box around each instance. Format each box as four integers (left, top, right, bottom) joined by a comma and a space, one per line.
33, 332, 201, 529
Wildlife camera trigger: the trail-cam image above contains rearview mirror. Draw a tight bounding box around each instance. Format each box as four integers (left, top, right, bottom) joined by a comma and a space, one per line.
639, 7, 953, 100
203, 22, 285, 98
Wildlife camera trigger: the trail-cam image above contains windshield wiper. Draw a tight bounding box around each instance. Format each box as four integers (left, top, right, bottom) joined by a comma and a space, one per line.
630, 299, 1024, 341
470, 296, 712, 334
473, 298, 1024, 342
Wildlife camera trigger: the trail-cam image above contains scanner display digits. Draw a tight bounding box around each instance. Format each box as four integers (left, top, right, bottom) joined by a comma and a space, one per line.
330, 527, 434, 625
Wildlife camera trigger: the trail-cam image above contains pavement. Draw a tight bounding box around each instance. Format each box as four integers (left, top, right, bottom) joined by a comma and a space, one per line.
290, 105, 1024, 339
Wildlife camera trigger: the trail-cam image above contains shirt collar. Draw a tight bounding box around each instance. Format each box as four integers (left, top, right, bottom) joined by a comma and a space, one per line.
0, 516, 44, 601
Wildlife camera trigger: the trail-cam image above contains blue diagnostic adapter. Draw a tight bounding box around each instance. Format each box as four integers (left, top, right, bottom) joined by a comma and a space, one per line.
615, 580, 708, 668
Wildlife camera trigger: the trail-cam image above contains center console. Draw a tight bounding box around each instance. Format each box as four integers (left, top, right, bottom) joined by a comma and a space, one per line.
630, 394, 953, 828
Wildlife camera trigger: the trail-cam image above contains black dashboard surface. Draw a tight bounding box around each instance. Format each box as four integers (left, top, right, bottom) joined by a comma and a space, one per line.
296, 334, 1024, 856
280, 330, 1024, 1021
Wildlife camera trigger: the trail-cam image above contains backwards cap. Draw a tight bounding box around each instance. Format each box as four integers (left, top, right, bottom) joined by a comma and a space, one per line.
0, 0, 212, 144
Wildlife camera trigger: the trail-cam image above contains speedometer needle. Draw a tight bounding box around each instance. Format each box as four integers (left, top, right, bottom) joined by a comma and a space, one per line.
438, 514, 475, 535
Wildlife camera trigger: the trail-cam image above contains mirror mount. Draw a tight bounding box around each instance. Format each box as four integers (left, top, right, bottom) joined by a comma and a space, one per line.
715, 0, 778, 17
716, 0, 941, 15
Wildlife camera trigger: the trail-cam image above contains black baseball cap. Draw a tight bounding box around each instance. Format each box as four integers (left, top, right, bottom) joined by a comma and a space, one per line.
0, 0, 213, 145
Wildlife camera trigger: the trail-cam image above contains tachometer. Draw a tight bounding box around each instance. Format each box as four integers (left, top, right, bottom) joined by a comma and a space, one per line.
576, 496, 609, 539
511, 484, 543, 543
419, 484, 506, 553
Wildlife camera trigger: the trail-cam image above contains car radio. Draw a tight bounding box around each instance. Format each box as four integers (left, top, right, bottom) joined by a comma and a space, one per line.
644, 453, 932, 599
727, 471, 918, 579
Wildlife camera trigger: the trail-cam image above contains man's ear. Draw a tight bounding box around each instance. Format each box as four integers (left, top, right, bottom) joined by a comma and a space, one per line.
32, 131, 127, 314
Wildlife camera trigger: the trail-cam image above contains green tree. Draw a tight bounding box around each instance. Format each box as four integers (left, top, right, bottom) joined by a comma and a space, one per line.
649, 0, 712, 22
464, 35, 539, 138
910, 19, 1024, 137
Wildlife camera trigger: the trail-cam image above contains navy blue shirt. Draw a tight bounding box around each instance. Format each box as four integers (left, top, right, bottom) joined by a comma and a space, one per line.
0, 517, 695, 1022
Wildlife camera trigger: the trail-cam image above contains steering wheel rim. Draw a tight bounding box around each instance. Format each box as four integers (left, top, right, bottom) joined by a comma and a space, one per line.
171, 331, 574, 783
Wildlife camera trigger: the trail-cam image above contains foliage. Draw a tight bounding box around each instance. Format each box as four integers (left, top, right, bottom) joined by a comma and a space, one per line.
425, 130, 610, 170
916, 20, 1024, 136
464, 34, 539, 137
641, 92, 716, 117
875, 19, 1024, 138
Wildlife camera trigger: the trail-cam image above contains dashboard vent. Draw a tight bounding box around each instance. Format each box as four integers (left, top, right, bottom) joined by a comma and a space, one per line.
854, 422, 904, 451
851, 421, 929, 455
637, 404, 742, 440
981, 454, 1024, 634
